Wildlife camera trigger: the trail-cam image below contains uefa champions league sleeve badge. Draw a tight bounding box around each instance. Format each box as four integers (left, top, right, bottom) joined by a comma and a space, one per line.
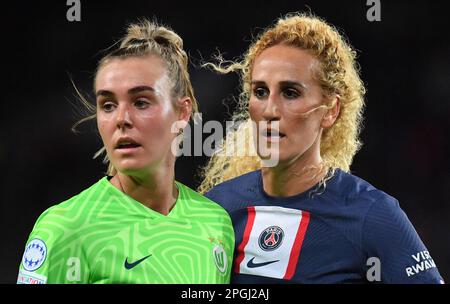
22, 238, 47, 272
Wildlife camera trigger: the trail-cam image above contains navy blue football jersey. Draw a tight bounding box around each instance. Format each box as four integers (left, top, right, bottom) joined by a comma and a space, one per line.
205, 169, 444, 284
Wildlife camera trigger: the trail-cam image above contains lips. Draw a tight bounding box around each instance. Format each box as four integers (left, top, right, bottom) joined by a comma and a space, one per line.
115, 137, 141, 149
261, 129, 286, 138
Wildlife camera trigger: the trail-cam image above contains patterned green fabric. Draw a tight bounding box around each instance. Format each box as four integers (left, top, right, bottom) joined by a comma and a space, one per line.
17, 177, 234, 284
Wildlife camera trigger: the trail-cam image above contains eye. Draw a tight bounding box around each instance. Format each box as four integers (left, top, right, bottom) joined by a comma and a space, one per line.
134, 98, 150, 109
253, 87, 269, 99
282, 88, 301, 99
100, 101, 116, 112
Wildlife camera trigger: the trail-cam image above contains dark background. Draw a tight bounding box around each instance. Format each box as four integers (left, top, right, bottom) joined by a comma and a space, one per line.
2, 0, 449, 283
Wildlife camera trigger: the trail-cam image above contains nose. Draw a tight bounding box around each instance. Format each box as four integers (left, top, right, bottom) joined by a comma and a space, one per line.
261, 93, 281, 122
116, 104, 133, 130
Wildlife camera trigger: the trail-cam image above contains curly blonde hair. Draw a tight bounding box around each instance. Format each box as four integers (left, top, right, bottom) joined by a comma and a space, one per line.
198, 13, 366, 193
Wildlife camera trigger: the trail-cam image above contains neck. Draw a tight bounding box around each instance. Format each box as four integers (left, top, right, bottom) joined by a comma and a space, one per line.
110, 164, 178, 215
261, 143, 326, 198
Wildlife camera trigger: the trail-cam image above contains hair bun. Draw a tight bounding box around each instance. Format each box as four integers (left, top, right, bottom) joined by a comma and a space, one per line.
120, 20, 183, 51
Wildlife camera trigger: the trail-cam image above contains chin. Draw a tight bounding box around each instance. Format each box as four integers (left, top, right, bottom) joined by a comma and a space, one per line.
261, 150, 303, 168
114, 161, 147, 174
258, 151, 281, 168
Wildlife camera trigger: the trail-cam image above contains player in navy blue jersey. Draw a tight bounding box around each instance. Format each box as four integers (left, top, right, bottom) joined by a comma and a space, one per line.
198, 13, 444, 283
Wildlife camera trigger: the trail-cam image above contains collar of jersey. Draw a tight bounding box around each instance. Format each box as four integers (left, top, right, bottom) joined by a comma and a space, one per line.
255, 169, 340, 204
100, 176, 184, 219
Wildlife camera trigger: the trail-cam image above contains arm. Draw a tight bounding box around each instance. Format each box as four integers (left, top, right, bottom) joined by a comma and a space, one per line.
17, 207, 90, 284
362, 197, 444, 284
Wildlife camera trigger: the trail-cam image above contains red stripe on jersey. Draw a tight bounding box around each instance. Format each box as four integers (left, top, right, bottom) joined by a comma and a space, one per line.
234, 206, 256, 273
283, 211, 310, 280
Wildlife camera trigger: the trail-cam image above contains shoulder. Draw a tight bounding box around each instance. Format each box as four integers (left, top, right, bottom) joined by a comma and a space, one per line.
338, 172, 416, 250
177, 182, 232, 220
31, 177, 108, 233
329, 169, 398, 209
324, 170, 405, 236
176, 182, 235, 245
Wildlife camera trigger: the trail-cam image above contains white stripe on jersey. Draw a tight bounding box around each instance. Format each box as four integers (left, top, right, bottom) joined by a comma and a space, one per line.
237, 206, 309, 279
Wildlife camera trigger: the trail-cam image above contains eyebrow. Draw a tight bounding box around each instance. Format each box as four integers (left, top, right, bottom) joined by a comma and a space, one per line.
280, 81, 307, 90
251, 80, 307, 90
96, 85, 155, 97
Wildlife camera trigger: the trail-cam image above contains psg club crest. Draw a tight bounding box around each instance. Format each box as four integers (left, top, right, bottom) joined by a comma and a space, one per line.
258, 226, 284, 251
22, 238, 47, 272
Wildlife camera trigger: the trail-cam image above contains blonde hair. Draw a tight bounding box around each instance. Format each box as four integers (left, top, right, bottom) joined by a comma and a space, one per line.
72, 19, 198, 176
198, 13, 366, 194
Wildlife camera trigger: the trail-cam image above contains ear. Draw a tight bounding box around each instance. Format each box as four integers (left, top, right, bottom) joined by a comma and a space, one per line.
176, 97, 192, 130
321, 95, 340, 129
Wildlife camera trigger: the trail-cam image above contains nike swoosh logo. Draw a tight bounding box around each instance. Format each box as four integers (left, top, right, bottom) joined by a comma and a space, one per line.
124, 254, 152, 270
247, 257, 279, 268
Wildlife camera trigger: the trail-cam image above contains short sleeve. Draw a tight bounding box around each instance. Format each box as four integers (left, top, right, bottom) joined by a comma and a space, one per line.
17, 207, 89, 284
362, 197, 444, 284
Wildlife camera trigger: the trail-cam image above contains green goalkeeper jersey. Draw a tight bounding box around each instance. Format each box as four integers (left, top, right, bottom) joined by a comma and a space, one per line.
17, 177, 234, 284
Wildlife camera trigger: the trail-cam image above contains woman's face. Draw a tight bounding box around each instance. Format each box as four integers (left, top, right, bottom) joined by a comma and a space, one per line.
95, 54, 188, 176
249, 44, 339, 167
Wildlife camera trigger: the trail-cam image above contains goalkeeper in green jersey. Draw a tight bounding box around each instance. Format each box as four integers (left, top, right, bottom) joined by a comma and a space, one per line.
17, 19, 234, 284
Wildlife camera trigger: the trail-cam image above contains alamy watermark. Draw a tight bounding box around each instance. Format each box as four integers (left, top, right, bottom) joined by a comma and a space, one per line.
170, 113, 280, 167
66, 257, 81, 282
366, 257, 381, 282
366, 0, 381, 22
66, 0, 81, 22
